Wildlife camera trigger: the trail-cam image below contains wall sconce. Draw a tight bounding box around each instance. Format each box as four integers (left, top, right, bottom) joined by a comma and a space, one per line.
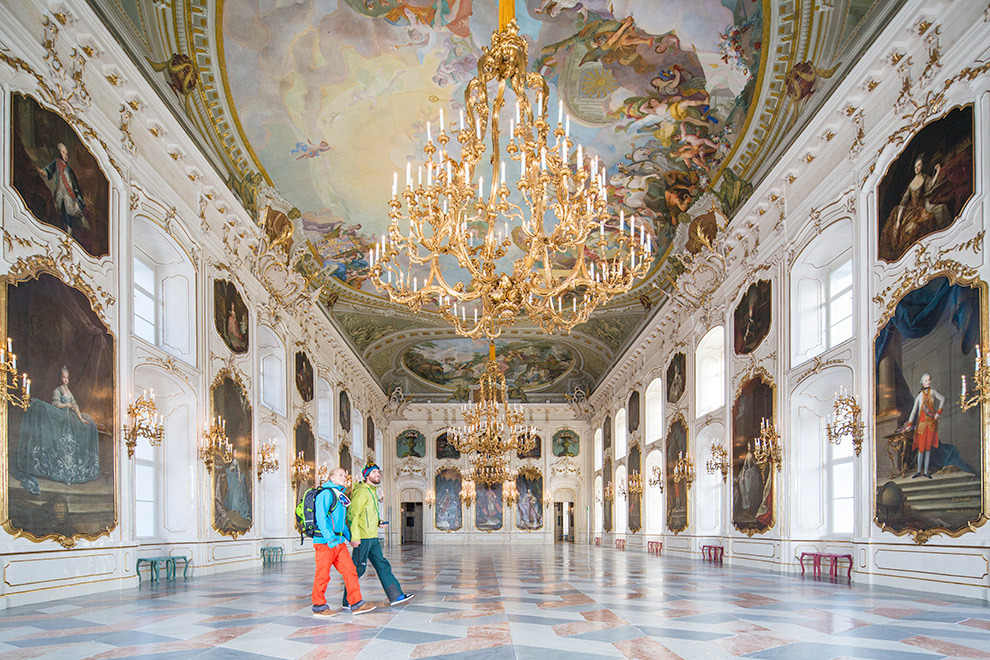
425, 490, 436, 509
460, 479, 476, 507
706, 441, 729, 481
290, 451, 312, 486
960, 344, 989, 412
616, 477, 627, 498
628, 471, 644, 497
648, 464, 664, 492
0, 337, 31, 410
316, 464, 330, 484
503, 480, 519, 506
672, 451, 695, 487
257, 439, 279, 481
754, 417, 782, 471
826, 388, 864, 456
602, 481, 615, 501
543, 493, 554, 509
198, 416, 231, 473
124, 389, 164, 459
594, 489, 603, 503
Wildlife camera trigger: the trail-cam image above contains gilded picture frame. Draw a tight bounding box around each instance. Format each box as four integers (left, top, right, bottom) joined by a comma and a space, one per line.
730, 366, 776, 536
210, 368, 253, 539
665, 415, 689, 534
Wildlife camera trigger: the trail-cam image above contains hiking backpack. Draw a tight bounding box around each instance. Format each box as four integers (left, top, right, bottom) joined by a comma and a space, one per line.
295, 486, 336, 543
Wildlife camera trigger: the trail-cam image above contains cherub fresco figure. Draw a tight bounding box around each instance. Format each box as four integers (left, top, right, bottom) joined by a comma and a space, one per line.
538, 16, 655, 74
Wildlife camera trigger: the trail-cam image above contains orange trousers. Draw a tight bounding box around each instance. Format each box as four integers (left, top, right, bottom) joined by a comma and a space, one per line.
312, 542, 362, 607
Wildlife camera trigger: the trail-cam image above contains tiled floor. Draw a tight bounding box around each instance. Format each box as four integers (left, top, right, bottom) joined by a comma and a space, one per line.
0, 544, 988, 659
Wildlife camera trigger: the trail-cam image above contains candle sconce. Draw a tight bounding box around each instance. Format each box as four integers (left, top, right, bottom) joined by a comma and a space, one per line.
960, 344, 990, 412
0, 337, 31, 411
198, 416, 231, 473
124, 389, 164, 459
616, 477, 627, 498
706, 441, 730, 481
257, 439, 279, 481
603, 481, 615, 501
425, 490, 436, 509
753, 417, 782, 471
628, 471, 644, 497
317, 463, 331, 484
460, 479, 476, 507
503, 480, 519, 506
672, 451, 696, 487
290, 451, 312, 486
826, 388, 864, 456
648, 464, 664, 492
543, 493, 553, 509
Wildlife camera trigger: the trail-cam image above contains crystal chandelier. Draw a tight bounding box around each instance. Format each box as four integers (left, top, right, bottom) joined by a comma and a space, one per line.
369, 0, 653, 339
446, 342, 536, 457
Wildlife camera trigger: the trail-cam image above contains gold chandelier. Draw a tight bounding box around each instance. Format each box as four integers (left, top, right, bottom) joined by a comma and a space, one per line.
446, 342, 536, 459
124, 389, 164, 459
369, 0, 652, 339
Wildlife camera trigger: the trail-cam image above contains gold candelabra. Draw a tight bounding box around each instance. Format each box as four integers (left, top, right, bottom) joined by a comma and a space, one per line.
460, 479, 477, 507
370, 1, 652, 339
754, 417, 782, 471
706, 441, 729, 481
603, 481, 615, 501
0, 337, 31, 410
124, 389, 164, 458
648, 464, 663, 492
627, 471, 644, 497
468, 452, 516, 485
425, 490, 436, 509
290, 451, 312, 486
257, 439, 279, 480
826, 388, 864, 456
198, 416, 232, 473
317, 463, 331, 484
543, 493, 553, 509
616, 477, 627, 498
960, 344, 989, 412
672, 451, 695, 486
503, 479, 519, 506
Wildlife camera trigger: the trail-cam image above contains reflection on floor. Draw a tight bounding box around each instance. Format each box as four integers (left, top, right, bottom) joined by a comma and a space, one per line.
1, 544, 988, 659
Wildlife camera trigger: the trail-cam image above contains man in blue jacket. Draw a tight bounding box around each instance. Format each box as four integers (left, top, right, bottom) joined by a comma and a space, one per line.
311, 467, 376, 617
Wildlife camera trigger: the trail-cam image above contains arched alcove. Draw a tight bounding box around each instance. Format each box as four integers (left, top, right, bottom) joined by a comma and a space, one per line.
644, 449, 663, 534
645, 378, 663, 445
257, 325, 286, 415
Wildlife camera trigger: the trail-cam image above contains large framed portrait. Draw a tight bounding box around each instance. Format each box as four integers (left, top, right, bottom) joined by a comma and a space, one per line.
475, 482, 503, 531
213, 279, 249, 354
339, 389, 351, 432
731, 373, 775, 535
874, 276, 986, 543
628, 444, 642, 533
877, 106, 974, 263
293, 416, 317, 529
435, 467, 462, 531
628, 390, 641, 432
603, 456, 613, 533
665, 417, 688, 533
515, 467, 543, 531
211, 370, 253, 538
10, 93, 111, 259
2, 271, 116, 547
436, 432, 460, 459
295, 352, 314, 402
666, 353, 686, 404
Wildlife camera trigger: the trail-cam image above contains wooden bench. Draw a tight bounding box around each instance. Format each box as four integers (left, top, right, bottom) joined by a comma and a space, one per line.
137, 555, 190, 582
594, 536, 601, 546
800, 552, 852, 579
615, 539, 625, 550
701, 544, 724, 563
647, 541, 662, 555
261, 546, 284, 565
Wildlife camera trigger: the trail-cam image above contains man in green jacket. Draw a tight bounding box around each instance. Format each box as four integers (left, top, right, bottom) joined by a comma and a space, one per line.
342, 462, 414, 608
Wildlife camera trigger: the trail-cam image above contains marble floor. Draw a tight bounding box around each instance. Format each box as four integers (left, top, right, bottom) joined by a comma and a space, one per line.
0, 544, 988, 659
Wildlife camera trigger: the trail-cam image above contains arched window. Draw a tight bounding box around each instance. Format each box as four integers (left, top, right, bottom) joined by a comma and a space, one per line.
258, 326, 286, 414
132, 217, 195, 364
792, 220, 853, 366
317, 377, 333, 441
645, 378, 663, 443
614, 408, 627, 459
696, 326, 725, 416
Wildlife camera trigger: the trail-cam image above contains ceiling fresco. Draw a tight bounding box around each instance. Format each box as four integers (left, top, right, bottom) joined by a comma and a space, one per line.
89, 0, 895, 396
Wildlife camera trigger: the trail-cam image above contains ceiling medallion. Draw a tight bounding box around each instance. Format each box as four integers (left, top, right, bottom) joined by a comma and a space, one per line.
369, 0, 652, 339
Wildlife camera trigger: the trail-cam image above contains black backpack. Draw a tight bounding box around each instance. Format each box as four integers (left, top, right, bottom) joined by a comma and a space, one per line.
295, 486, 337, 544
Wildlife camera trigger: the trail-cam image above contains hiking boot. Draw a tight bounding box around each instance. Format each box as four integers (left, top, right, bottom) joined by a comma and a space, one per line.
352, 601, 377, 615
391, 593, 415, 606
312, 605, 338, 617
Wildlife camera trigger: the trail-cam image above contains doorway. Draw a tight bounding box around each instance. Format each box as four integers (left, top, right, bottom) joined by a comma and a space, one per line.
554, 501, 575, 542
401, 501, 423, 543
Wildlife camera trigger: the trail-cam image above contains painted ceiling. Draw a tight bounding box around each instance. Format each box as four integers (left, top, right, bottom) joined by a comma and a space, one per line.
91, 0, 892, 397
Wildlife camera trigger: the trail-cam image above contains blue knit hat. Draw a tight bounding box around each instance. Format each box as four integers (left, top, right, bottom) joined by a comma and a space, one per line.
362, 463, 381, 480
